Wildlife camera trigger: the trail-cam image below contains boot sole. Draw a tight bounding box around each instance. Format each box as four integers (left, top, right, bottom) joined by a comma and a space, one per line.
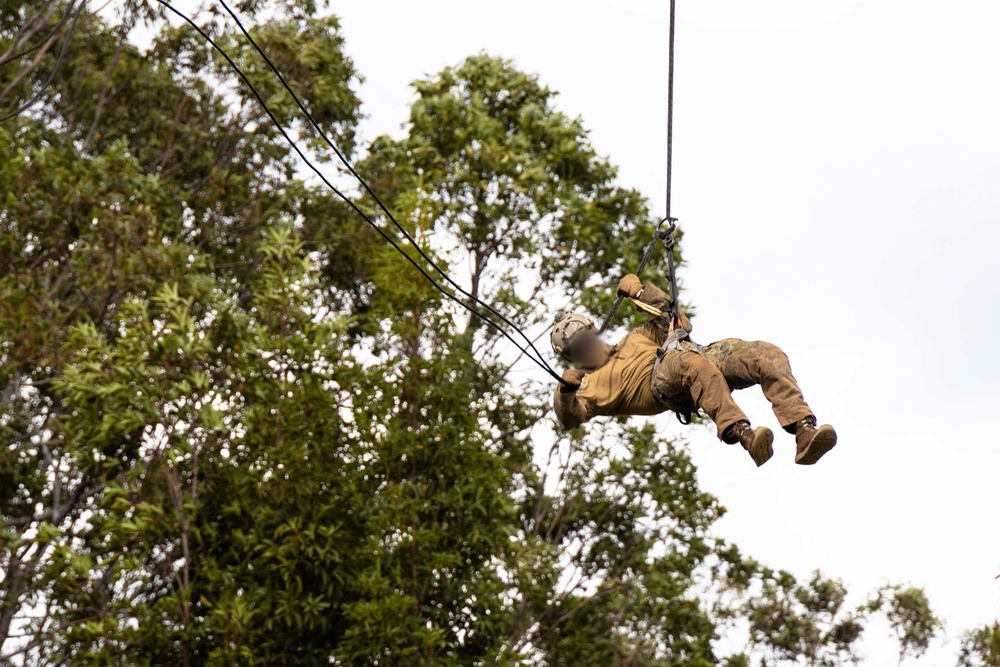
751, 427, 774, 467
795, 425, 837, 465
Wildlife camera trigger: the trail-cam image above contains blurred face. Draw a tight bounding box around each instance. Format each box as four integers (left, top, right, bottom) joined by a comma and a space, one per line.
566, 328, 610, 369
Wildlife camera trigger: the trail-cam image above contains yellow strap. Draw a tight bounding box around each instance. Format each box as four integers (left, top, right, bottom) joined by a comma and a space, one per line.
628, 297, 681, 330
627, 297, 664, 318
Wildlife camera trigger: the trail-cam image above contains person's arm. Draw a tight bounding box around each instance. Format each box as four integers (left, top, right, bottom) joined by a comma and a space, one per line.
553, 369, 589, 430
616, 274, 692, 345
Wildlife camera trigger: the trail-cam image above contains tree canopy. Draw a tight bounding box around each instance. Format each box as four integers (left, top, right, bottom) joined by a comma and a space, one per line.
0, 1, 992, 665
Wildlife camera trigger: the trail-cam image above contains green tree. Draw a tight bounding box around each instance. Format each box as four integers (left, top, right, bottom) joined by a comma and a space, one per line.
358, 52, 722, 665
864, 584, 942, 665
737, 568, 866, 666
0, 2, 990, 666
959, 623, 1000, 667
360, 52, 667, 335
1, 0, 367, 660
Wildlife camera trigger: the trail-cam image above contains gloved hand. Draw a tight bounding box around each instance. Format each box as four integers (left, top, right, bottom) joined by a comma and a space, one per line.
560, 368, 586, 392
616, 274, 643, 299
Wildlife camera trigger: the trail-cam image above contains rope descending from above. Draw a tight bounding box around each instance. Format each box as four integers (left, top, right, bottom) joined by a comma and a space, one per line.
663, 0, 680, 316
599, 0, 681, 333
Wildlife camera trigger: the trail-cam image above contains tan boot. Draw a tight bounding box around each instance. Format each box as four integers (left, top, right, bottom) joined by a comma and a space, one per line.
794, 417, 837, 465
725, 421, 774, 467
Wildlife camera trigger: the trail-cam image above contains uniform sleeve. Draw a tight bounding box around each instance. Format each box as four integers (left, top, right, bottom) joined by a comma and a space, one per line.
633, 281, 692, 345
553, 384, 590, 430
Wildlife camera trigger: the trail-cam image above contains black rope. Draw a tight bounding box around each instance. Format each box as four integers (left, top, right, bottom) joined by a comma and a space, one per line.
213, 0, 562, 381
664, 0, 680, 314
599, 0, 680, 332
153, 1, 569, 386
665, 0, 676, 229
0, 0, 85, 123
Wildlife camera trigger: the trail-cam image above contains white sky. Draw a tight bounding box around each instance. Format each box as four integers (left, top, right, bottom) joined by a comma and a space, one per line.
329, 0, 1000, 662
121, 0, 1000, 661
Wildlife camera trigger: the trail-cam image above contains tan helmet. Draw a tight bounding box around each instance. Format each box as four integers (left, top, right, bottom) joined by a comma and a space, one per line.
550, 312, 596, 360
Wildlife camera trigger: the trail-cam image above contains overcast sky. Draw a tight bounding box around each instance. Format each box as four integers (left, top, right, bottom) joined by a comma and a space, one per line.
144, 0, 1000, 660
325, 1, 1000, 660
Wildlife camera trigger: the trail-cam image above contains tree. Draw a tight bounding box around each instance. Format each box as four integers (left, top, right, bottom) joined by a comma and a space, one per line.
360, 52, 668, 333
0, 1, 993, 665
958, 623, 1000, 667
359, 52, 723, 665
714, 558, 866, 667
1, 0, 367, 660
864, 585, 942, 665
711, 548, 944, 667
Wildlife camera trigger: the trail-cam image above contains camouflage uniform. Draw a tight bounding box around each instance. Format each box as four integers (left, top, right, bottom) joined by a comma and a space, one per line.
553, 281, 814, 440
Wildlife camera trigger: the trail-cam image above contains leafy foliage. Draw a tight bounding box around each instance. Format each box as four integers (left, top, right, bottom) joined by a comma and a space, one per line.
863, 584, 942, 663
361, 52, 666, 334
959, 623, 1000, 667
0, 1, 991, 666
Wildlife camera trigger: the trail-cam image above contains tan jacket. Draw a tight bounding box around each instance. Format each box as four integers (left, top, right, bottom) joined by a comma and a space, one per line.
553, 282, 692, 430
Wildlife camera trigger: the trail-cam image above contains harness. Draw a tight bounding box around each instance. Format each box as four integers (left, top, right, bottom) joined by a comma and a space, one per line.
650, 319, 702, 425
629, 297, 699, 355
631, 294, 706, 425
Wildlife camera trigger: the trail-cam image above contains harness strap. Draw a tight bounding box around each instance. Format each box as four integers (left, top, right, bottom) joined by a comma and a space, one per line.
650, 316, 703, 426
651, 357, 693, 426
660, 317, 688, 354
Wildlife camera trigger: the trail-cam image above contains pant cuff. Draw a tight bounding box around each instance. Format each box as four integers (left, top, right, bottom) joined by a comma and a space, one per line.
716, 416, 746, 442
779, 410, 815, 434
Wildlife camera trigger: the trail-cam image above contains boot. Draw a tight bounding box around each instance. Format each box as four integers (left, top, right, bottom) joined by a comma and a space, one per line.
793, 416, 837, 465
725, 421, 774, 467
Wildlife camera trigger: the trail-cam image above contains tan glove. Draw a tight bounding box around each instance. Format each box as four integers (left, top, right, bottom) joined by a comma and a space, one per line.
616, 274, 642, 299
560, 368, 586, 392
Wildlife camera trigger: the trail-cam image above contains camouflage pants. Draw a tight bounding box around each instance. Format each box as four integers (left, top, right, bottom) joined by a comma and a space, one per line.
651, 338, 814, 441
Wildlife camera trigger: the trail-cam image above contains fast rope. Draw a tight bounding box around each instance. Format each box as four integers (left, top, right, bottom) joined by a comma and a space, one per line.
663, 0, 681, 316
153, 0, 570, 386
599, 0, 681, 334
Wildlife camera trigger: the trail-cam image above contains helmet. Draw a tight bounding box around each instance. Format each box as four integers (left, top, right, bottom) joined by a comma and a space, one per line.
550, 312, 596, 360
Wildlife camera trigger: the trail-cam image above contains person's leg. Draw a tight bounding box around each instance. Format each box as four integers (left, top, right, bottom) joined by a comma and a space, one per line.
654, 350, 774, 466
703, 338, 836, 464
653, 350, 747, 439
702, 339, 813, 432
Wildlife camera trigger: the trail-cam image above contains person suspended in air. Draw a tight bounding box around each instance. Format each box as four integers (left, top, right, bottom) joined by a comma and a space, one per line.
550, 274, 837, 466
